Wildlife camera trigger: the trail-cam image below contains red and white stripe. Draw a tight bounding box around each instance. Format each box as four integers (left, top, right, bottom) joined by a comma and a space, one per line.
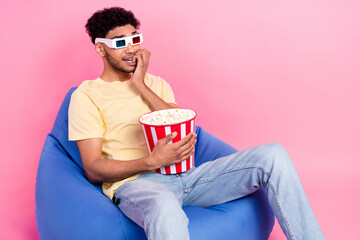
142, 120, 195, 174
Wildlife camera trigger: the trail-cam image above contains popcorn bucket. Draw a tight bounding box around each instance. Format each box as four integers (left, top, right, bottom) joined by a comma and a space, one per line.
138, 109, 197, 174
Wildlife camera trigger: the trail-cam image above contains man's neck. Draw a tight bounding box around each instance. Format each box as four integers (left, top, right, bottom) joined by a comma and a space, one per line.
100, 69, 132, 82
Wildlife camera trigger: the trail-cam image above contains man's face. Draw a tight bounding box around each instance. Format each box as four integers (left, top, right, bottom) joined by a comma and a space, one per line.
100, 24, 141, 73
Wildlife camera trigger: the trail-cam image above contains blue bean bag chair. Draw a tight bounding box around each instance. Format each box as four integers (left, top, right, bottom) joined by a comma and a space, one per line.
35, 87, 275, 240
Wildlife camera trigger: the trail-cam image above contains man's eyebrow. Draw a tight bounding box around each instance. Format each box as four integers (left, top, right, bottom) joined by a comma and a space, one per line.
111, 31, 138, 39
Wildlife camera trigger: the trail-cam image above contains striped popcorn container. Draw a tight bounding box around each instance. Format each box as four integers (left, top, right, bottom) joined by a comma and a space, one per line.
138, 109, 197, 174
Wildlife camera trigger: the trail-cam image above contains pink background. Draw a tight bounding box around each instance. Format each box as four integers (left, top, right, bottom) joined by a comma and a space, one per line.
1, 0, 359, 239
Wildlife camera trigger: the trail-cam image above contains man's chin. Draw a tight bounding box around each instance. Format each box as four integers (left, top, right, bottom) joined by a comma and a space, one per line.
123, 64, 137, 73
114, 65, 136, 73
122, 69, 135, 73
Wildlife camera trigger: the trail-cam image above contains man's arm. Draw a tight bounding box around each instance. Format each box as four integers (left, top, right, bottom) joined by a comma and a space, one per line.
135, 84, 179, 111
77, 132, 196, 184
131, 48, 179, 111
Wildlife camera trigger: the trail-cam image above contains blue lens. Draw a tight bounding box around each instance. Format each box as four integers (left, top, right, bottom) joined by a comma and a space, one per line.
116, 40, 126, 48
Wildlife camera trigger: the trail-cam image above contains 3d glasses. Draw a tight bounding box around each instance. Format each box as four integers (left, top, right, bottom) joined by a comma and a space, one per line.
95, 33, 143, 49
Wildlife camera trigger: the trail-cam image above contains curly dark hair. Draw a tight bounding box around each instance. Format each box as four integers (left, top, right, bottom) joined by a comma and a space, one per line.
85, 7, 141, 44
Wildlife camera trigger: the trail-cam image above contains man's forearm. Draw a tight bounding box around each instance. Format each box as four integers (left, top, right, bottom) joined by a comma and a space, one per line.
87, 156, 157, 184
135, 83, 178, 111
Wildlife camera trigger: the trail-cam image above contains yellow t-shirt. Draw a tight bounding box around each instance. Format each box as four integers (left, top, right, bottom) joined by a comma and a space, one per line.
68, 73, 177, 200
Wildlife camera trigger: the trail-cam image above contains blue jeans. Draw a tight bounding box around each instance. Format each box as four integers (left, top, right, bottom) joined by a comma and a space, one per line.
114, 142, 325, 240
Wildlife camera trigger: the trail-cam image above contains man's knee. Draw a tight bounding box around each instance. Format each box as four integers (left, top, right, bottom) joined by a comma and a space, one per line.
267, 142, 288, 156
264, 142, 293, 169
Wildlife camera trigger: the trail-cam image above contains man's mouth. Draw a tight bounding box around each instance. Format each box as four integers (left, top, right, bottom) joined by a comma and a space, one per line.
123, 57, 136, 66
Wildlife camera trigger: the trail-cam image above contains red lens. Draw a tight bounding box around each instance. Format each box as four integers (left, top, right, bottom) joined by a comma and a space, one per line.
132, 36, 140, 44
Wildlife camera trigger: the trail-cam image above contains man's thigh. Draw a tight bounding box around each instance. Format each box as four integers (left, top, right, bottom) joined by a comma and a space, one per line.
181, 142, 280, 207
113, 173, 185, 226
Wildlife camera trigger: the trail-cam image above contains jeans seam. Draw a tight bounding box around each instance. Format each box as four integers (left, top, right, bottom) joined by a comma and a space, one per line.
194, 163, 296, 240
195, 165, 252, 184
176, 174, 191, 199
118, 193, 146, 217
267, 179, 296, 240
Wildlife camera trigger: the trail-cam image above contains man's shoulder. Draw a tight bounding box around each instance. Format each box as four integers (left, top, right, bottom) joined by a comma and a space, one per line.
145, 73, 168, 85
76, 79, 98, 91
145, 72, 160, 80
71, 79, 101, 96
70, 79, 100, 103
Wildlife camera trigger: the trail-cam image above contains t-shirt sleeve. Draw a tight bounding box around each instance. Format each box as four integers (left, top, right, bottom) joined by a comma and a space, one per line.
68, 90, 104, 141
160, 77, 177, 104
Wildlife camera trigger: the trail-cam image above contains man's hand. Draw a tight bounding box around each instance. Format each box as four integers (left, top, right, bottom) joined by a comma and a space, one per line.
147, 132, 197, 170
132, 48, 151, 88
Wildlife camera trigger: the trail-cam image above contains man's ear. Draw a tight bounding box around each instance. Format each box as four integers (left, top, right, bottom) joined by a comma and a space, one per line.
95, 43, 106, 57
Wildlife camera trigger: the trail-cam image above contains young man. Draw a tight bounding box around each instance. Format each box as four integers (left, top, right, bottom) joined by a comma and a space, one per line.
68, 7, 325, 240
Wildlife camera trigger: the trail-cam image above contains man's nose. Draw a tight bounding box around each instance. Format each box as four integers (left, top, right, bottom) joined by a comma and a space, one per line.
125, 43, 136, 52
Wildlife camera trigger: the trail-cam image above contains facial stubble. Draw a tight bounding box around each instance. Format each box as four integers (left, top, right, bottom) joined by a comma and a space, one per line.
104, 49, 135, 73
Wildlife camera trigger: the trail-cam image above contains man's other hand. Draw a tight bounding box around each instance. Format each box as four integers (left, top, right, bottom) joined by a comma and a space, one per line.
147, 132, 197, 170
